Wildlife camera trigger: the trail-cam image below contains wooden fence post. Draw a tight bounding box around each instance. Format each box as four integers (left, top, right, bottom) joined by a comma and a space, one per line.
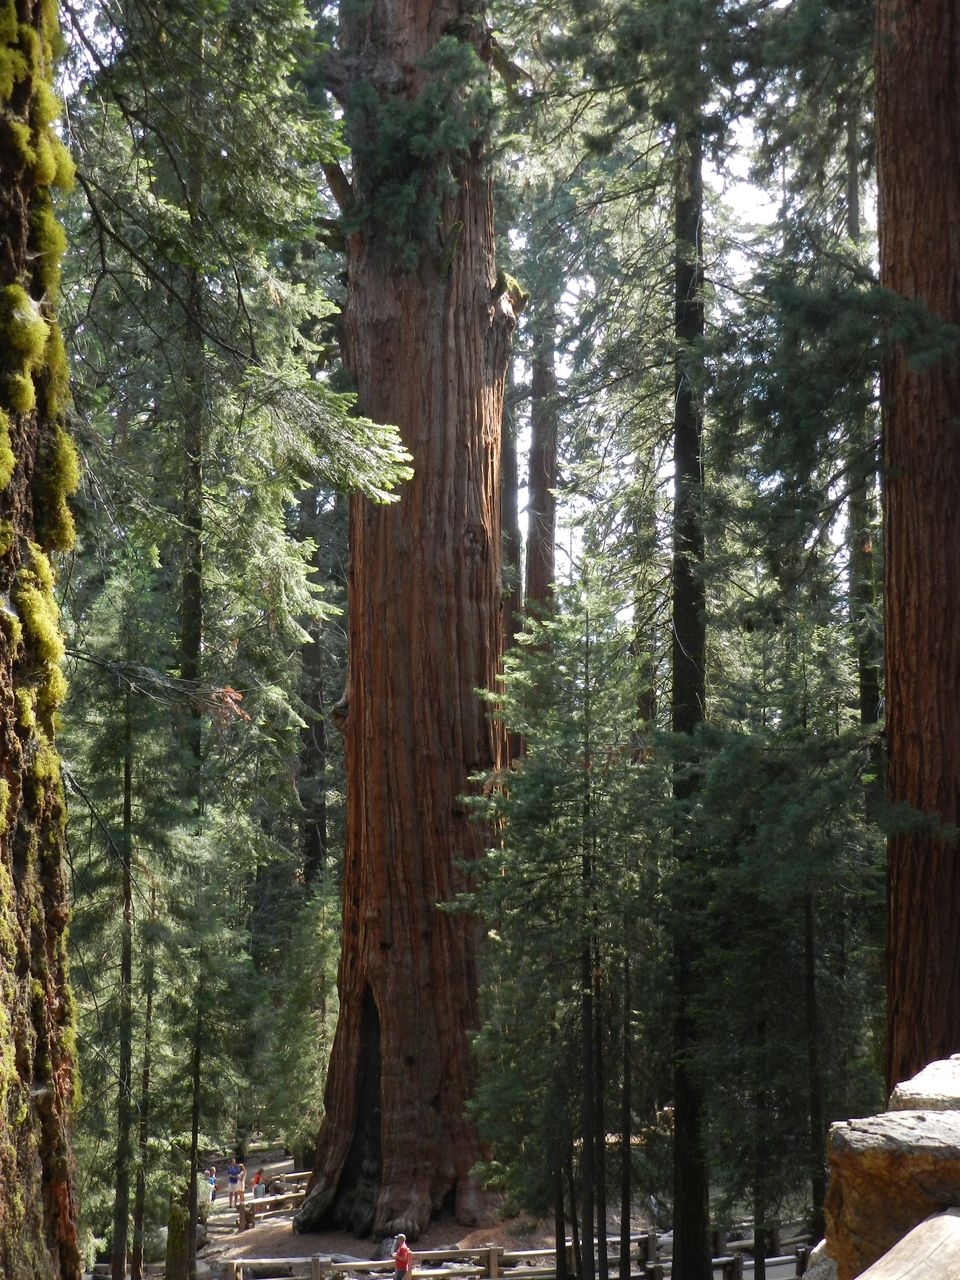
311, 1257, 325, 1280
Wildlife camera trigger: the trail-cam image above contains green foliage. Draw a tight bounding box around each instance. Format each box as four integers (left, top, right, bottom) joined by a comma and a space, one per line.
56, 0, 397, 1251
254, 885, 340, 1153
468, 573, 671, 1212
679, 725, 885, 1220
345, 36, 495, 267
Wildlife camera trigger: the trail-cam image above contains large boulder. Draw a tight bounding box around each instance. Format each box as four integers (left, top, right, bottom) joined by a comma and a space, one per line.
889, 1054, 960, 1112
824, 1110, 960, 1279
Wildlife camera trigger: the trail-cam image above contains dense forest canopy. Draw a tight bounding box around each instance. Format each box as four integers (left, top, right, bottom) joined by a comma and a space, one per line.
0, 0, 957, 1274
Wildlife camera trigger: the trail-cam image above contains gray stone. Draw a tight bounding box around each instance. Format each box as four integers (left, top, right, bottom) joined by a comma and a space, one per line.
802, 1239, 838, 1280
889, 1054, 960, 1112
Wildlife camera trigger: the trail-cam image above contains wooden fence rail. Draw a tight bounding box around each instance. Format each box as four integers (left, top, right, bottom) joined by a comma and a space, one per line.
219, 1236, 810, 1280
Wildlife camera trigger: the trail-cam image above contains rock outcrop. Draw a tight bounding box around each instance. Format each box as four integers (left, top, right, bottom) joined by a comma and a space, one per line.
822, 1056, 960, 1280
888, 1053, 960, 1112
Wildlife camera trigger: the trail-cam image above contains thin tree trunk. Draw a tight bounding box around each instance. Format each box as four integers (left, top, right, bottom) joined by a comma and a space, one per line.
111, 691, 135, 1280
501, 366, 524, 764
752, 1016, 769, 1280
296, 0, 518, 1237
131, 890, 157, 1280
526, 299, 558, 617
555, 1162, 569, 1280
581, 609, 596, 1280
567, 1156, 582, 1280
581, 931, 596, 1280
594, 948, 608, 1280
670, 115, 712, 1280
877, 0, 960, 1092
187, 964, 204, 1279
844, 109, 882, 821
502, 364, 524, 643
803, 893, 826, 1239
298, 489, 330, 888
619, 945, 632, 1280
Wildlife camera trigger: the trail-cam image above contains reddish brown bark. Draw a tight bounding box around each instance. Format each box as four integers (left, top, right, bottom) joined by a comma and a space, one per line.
878, 0, 960, 1092
0, 0, 81, 1273
295, 0, 516, 1240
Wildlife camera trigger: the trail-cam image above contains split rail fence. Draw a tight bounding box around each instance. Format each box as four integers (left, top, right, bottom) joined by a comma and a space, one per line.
221, 1235, 813, 1280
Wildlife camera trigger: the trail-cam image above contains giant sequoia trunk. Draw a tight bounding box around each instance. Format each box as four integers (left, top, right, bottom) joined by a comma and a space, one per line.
877, 0, 960, 1093
0, 0, 81, 1273
295, 0, 517, 1239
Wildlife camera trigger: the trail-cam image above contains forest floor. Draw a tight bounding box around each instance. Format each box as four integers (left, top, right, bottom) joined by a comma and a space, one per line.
201, 1151, 567, 1266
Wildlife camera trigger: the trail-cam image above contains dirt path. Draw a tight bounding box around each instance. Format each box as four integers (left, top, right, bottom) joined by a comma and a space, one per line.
201, 1155, 555, 1267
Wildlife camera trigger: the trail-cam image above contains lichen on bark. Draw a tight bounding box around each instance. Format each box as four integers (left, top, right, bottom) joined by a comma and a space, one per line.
0, 0, 81, 1272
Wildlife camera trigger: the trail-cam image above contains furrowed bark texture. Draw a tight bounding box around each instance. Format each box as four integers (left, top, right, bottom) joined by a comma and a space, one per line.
0, 0, 81, 1273
296, 0, 515, 1240
878, 0, 960, 1093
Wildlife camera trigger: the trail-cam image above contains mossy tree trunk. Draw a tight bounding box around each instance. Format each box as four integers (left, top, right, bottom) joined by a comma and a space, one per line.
878, 0, 960, 1093
294, 0, 518, 1240
0, 0, 82, 1277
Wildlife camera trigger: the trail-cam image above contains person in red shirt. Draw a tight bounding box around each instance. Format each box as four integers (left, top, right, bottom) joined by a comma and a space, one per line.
393, 1233, 412, 1280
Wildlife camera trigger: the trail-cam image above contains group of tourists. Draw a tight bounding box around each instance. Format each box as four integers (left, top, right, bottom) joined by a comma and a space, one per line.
204, 1159, 268, 1207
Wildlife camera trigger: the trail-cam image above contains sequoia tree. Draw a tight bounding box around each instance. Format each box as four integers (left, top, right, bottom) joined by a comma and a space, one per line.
0, 0, 81, 1273
879, 0, 960, 1091
294, 0, 519, 1240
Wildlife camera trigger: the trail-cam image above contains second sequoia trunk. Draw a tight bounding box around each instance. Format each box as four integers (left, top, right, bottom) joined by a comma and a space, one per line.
878, 0, 960, 1091
295, 0, 518, 1239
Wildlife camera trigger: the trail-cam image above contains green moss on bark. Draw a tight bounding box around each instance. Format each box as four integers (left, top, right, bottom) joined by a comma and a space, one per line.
0, 0, 81, 1268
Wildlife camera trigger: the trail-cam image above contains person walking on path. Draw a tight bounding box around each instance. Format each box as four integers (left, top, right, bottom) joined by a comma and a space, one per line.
394, 1233, 413, 1280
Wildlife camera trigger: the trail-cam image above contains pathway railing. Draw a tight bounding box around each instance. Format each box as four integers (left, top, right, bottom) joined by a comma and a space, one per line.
219, 1235, 811, 1280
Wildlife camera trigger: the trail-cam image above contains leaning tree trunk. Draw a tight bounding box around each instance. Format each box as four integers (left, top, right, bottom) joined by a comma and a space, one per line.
0, 0, 81, 1274
295, 0, 518, 1240
877, 0, 960, 1093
